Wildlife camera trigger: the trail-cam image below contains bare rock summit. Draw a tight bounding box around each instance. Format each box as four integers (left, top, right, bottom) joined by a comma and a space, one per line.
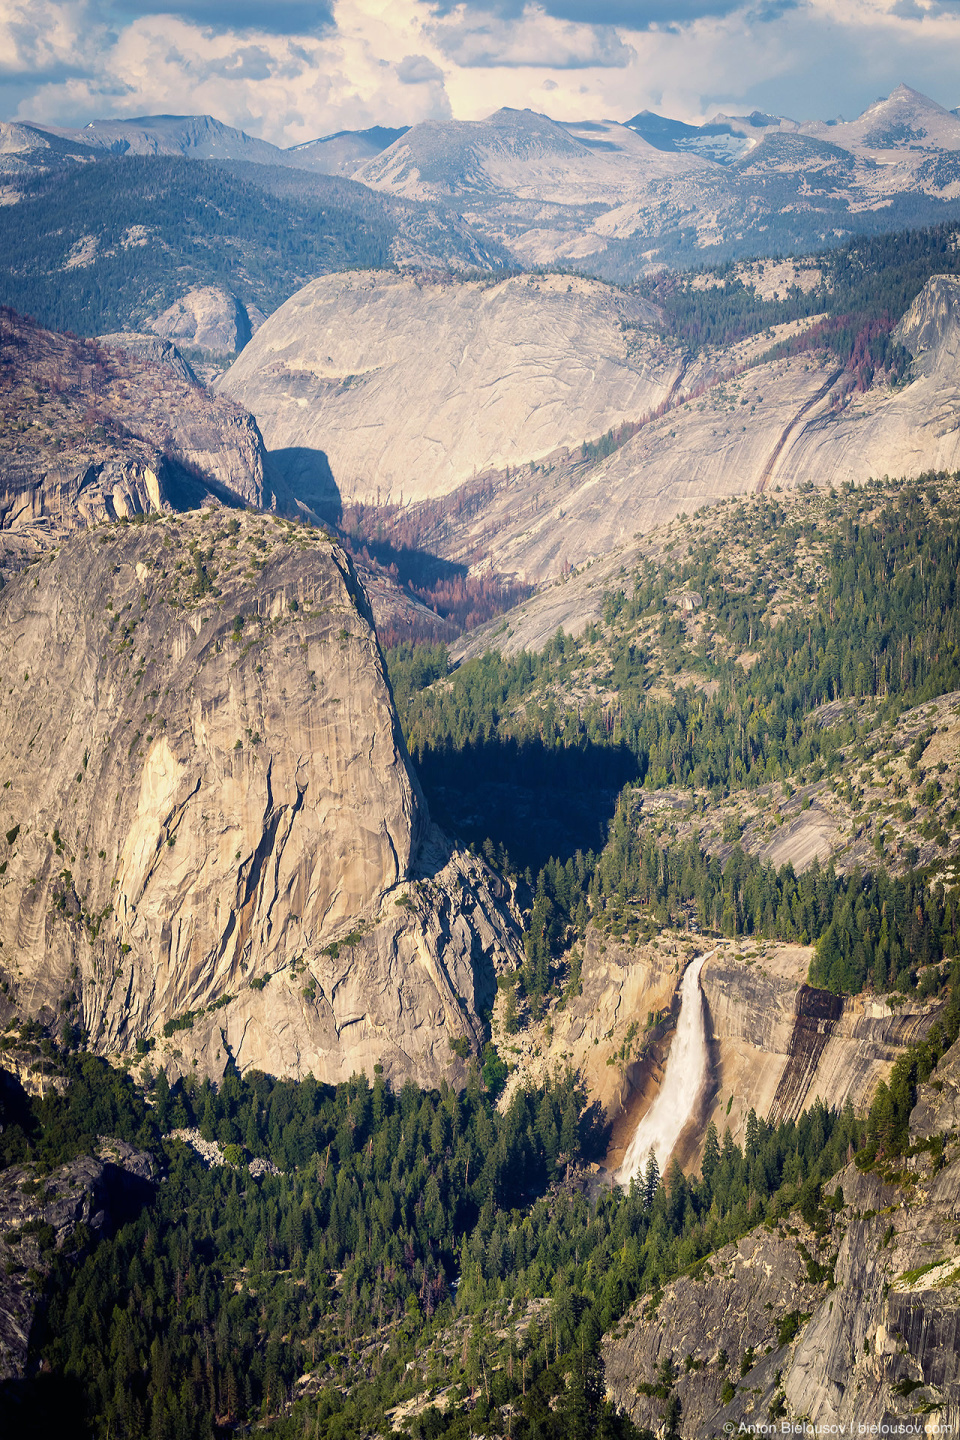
151, 286, 256, 355
218, 269, 673, 509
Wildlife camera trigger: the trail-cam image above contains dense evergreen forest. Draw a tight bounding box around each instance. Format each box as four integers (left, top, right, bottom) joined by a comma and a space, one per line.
0, 158, 396, 336
645, 220, 960, 370
385, 475, 960, 1002
10, 998, 957, 1440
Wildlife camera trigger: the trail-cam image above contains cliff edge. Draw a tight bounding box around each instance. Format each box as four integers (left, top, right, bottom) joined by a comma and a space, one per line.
0, 511, 522, 1085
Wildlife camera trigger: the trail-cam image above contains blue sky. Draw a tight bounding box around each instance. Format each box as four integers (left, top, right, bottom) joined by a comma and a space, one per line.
3, 1, 960, 146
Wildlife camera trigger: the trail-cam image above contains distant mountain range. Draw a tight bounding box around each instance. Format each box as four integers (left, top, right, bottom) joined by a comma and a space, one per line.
4, 84, 960, 339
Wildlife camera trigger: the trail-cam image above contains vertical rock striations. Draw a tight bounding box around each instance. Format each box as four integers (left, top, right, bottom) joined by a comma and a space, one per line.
604, 1038, 960, 1437
0, 511, 522, 1085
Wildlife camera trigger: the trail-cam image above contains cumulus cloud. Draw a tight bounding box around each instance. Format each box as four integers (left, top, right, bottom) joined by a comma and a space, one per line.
431, 6, 633, 68
397, 53, 445, 83
3, 0, 960, 146
0, 0, 106, 79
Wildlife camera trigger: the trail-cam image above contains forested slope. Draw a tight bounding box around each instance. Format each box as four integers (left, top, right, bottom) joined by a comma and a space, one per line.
0, 158, 395, 336
7, 1011, 936, 1440
386, 473, 960, 1006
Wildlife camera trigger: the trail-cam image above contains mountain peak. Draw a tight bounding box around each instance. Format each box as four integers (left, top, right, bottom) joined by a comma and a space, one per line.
861, 83, 951, 118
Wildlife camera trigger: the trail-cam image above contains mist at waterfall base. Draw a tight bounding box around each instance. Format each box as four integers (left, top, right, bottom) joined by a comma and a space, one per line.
616, 951, 714, 1188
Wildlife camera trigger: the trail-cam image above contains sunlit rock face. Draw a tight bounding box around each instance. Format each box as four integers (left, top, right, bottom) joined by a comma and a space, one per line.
217, 269, 674, 510
0, 511, 522, 1086
604, 1036, 960, 1439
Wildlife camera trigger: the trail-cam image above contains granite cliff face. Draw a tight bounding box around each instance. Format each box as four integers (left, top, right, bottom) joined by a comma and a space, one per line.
219, 271, 960, 583
0, 512, 522, 1085
217, 270, 671, 510
150, 286, 262, 356
603, 1037, 960, 1438
0, 310, 290, 576
493, 935, 935, 1175
700, 950, 938, 1148
96, 332, 199, 384
429, 274, 960, 581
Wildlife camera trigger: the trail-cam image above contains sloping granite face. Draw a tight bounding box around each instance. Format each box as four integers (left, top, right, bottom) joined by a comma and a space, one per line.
0, 512, 522, 1085
220, 272, 960, 584
604, 1040, 960, 1439
217, 270, 673, 509
151, 286, 254, 355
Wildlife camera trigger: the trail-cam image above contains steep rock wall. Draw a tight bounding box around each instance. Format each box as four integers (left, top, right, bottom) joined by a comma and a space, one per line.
701, 951, 939, 1145
0, 512, 522, 1085
0, 1137, 156, 1382
604, 1039, 960, 1438
498, 927, 685, 1131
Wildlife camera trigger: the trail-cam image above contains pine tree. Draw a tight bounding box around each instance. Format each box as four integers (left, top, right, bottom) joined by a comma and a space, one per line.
643, 1150, 661, 1208
701, 1121, 720, 1190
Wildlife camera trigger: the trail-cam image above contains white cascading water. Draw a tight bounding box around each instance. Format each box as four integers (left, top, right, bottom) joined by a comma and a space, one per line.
615, 950, 715, 1187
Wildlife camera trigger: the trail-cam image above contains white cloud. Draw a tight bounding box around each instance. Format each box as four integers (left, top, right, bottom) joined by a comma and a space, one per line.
3, 0, 960, 145
429, 4, 633, 69
11, 2, 456, 142
0, 0, 106, 78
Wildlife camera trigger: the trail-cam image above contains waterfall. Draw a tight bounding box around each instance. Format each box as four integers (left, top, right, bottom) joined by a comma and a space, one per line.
615, 950, 714, 1188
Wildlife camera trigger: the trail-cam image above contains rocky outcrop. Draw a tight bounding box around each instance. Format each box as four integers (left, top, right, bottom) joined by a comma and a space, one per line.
773, 1050, 960, 1438
1, 447, 172, 538
0, 309, 293, 575
217, 270, 672, 509
0, 1132, 155, 1380
603, 1037, 960, 1438
498, 928, 687, 1129
97, 331, 199, 384
894, 272, 960, 374
151, 286, 257, 355
0, 512, 522, 1085
603, 1223, 833, 1436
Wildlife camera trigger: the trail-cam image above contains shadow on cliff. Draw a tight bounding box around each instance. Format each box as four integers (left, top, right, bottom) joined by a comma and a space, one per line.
415, 734, 639, 875
268, 445, 341, 521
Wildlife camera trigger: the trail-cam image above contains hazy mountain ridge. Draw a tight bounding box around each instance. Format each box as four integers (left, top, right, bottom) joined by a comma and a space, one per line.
6, 85, 960, 345
0, 153, 504, 343
348, 86, 960, 272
